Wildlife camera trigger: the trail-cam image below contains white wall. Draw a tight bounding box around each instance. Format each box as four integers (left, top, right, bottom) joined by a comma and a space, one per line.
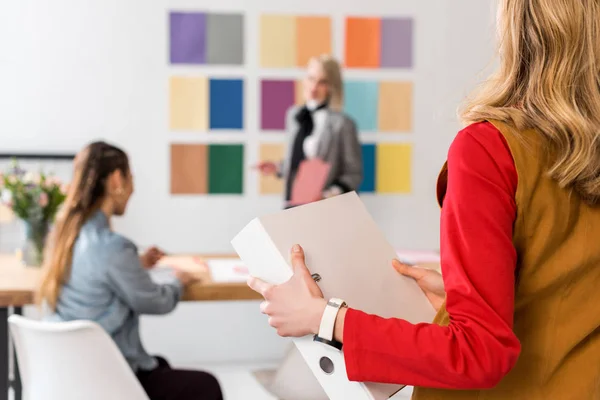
2, 0, 497, 365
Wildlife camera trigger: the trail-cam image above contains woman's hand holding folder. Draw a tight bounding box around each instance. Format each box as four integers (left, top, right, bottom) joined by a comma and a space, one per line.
247, 245, 447, 339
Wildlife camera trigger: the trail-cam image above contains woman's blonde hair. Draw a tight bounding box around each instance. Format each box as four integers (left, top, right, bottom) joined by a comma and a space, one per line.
309, 55, 344, 111
461, 0, 600, 204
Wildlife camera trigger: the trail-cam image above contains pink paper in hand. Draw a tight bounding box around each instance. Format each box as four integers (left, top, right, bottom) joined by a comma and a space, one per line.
290, 159, 331, 206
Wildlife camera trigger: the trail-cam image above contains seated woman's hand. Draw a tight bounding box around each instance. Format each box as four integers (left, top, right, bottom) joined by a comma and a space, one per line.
393, 259, 445, 312
140, 246, 166, 269
173, 268, 201, 287
255, 161, 279, 176
247, 245, 326, 338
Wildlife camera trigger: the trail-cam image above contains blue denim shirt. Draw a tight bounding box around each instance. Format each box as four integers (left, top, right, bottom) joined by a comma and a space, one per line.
48, 211, 182, 371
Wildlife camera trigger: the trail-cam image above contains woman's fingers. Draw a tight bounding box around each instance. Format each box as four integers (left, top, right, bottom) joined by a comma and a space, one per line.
392, 259, 427, 280
290, 244, 308, 273
247, 277, 274, 299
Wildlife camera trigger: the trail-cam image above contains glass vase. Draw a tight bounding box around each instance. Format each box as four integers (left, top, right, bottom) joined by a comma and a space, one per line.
22, 220, 49, 267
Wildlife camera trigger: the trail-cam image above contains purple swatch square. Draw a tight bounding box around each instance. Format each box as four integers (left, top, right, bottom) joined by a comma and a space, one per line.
170, 12, 207, 64
261, 80, 295, 130
381, 17, 413, 68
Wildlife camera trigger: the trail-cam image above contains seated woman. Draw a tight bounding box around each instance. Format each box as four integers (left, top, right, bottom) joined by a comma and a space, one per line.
258, 55, 362, 207
37, 141, 223, 400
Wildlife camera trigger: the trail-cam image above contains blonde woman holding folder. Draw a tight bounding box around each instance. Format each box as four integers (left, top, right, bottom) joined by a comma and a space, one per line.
257, 55, 362, 207
249, 1, 600, 398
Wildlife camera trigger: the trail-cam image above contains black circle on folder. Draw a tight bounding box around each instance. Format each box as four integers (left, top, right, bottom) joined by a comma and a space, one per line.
319, 356, 334, 375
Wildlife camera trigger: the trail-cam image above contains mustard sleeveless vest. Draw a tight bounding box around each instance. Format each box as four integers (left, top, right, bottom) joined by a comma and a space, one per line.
413, 120, 600, 399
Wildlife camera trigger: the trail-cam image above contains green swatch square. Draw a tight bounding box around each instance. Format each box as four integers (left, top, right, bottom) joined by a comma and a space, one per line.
208, 144, 244, 194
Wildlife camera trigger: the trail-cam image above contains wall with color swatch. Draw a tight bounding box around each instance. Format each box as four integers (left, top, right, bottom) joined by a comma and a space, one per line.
0, 0, 497, 256
167, 12, 416, 196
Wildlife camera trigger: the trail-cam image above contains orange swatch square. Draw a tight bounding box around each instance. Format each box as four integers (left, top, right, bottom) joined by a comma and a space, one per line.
378, 81, 413, 132
170, 144, 208, 194
296, 16, 332, 67
345, 17, 381, 68
294, 79, 305, 105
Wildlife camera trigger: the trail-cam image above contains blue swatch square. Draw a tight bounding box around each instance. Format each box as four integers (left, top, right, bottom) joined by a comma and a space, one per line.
209, 79, 244, 130
359, 144, 376, 193
344, 81, 379, 132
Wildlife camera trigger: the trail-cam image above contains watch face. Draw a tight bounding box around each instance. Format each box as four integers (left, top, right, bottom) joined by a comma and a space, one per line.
327, 299, 345, 308
327, 300, 340, 308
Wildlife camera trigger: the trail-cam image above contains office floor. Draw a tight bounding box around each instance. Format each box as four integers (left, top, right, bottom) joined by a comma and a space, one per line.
8, 362, 415, 399
178, 361, 414, 399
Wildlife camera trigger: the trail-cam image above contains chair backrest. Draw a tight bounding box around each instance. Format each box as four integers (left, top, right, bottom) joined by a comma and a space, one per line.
8, 315, 149, 400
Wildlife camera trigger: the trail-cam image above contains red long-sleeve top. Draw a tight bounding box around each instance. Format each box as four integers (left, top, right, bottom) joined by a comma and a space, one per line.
343, 122, 522, 389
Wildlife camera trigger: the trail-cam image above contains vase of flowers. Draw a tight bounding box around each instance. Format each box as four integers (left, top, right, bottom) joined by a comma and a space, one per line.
0, 160, 67, 267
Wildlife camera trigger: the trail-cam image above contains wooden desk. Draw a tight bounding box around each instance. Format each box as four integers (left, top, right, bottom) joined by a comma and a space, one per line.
0, 253, 260, 400
0, 253, 260, 307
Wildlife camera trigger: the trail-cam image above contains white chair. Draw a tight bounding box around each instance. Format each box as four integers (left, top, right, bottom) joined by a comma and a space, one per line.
8, 315, 149, 400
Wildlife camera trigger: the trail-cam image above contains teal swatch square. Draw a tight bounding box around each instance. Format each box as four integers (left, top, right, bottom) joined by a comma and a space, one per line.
343, 81, 379, 132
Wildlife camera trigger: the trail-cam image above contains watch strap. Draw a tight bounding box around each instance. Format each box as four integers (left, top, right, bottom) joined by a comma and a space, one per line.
318, 298, 346, 341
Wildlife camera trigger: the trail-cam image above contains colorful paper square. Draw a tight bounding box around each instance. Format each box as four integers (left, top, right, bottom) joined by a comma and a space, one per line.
343, 80, 379, 131
294, 79, 305, 106
170, 144, 208, 194
169, 76, 208, 131
170, 12, 207, 64
344, 17, 381, 68
209, 79, 244, 130
260, 15, 296, 67
381, 18, 413, 68
206, 13, 244, 65
378, 81, 413, 132
376, 143, 412, 193
296, 16, 332, 67
259, 143, 286, 194
261, 80, 296, 130
359, 144, 376, 193
208, 144, 244, 194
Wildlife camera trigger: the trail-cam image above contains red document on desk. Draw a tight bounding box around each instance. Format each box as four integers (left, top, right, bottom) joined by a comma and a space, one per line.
289, 159, 331, 206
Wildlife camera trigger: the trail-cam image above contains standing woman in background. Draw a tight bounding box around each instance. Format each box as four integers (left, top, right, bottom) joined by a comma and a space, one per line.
249, 0, 600, 398
258, 55, 363, 206
37, 142, 223, 400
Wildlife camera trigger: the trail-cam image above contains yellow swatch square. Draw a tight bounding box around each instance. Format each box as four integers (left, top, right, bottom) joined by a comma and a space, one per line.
259, 143, 286, 194
376, 143, 412, 193
260, 15, 296, 67
378, 81, 413, 132
169, 76, 209, 131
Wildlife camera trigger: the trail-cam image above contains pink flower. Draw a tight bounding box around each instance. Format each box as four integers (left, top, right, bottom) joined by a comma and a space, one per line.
60, 183, 69, 194
39, 192, 49, 207
46, 176, 61, 188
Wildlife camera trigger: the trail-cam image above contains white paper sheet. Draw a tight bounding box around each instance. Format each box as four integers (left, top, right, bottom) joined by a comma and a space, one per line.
149, 266, 178, 284
207, 258, 249, 283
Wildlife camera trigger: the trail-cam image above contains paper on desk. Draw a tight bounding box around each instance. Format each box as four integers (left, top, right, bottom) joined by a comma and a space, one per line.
150, 267, 178, 285
232, 192, 436, 400
290, 159, 331, 206
207, 258, 249, 283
